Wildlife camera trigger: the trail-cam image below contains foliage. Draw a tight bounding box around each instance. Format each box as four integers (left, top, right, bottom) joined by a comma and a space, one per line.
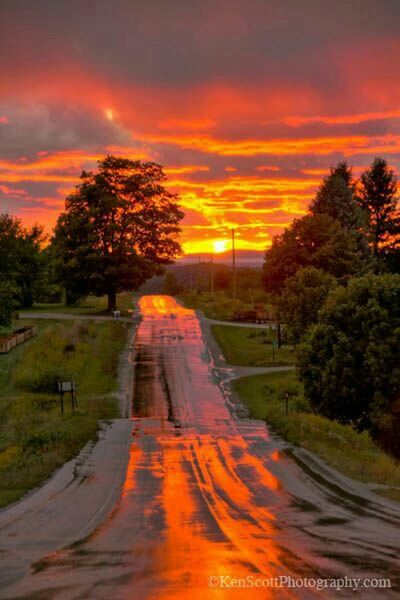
310, 162, 364, 230
358, 157, 400, 262
0, 281, 19, 328
0, 319, 128, 507
13, 320, 125, 395
0, 213, 46, 315
35, 245, 64, 303
53, 155, 184, 311
277, 267, 336, 341
297, 274, 400, 447
263, 212, 371, 294
214, 268, 231, 290
163, 271, 183, 295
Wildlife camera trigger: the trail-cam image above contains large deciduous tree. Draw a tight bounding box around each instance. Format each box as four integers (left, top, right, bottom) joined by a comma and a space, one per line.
277, 267, 336, 342
358, 157, 400, 263
263, 213, 370, 294
53, 156, 184, 311
297, 274, 400, 445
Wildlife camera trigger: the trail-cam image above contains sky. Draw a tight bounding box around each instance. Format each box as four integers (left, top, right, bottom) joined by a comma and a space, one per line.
1, 0, 400, 254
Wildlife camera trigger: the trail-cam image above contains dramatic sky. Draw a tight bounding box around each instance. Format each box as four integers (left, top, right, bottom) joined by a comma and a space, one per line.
1, 0, 400, 253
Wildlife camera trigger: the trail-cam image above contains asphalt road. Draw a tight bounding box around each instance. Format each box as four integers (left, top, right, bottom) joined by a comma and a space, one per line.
2, 296, 400, 599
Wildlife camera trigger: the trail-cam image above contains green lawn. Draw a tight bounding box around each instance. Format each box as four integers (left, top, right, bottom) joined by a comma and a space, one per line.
211, 324, 295, 366
0, 318, 129, 508
234, 371, 400, 500
22, 292, 137, 317
181, 291, 271, 321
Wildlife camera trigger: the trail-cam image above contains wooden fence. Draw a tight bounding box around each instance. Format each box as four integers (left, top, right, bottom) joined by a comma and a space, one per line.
0, 326, 37, 354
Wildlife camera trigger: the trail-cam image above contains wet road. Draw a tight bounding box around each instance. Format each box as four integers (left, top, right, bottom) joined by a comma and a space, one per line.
2, 296, 400, 598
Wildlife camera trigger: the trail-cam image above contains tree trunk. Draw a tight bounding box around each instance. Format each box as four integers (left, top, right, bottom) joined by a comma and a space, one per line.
108, 290, 117, 313
277, 319, 282, 349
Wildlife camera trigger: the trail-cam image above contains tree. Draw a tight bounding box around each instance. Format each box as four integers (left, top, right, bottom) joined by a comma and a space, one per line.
53, 156, 184, 311
330, 161, 355, 189
16, 224, 46, 307
263, 213, 371, 294
298, 274, 400, 438
310, 162, 364, 230
35, 245, 64, 303
277, 267, 336, 342
163, 271, 183, 295
0, 282, 18, 328
214, 269, 231, 291
0, 214, 45, 313
358, 157, 400, 261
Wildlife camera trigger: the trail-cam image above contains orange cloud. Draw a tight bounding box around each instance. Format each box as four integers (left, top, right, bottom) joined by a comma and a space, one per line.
283, 110, 400, 127
143, 132, 400, 157
1, 50, 400, 255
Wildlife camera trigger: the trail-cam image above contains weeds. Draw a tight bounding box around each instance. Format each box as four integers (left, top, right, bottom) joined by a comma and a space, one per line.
0, 319, 129, 508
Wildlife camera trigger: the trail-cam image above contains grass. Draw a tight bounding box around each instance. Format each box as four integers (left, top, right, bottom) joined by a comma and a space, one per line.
0, 319, 129, 508
233, 371, 400, 500
21, 292, 137, 317
211, 324, 295, 366
181, 291, 268, 321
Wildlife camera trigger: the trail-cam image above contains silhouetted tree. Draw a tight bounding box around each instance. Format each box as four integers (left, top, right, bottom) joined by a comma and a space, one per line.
163, 271, 183, 295
358, 157, 400, 262
263, 213, 371, 294
310, 162, 363, 230
214, 269, 231, 290
53, 156, 184, 311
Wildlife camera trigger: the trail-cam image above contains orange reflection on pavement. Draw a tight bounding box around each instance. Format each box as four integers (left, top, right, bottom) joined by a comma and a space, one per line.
128, 296, 298, 598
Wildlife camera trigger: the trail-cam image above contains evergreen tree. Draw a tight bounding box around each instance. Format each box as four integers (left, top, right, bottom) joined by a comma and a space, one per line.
358, 157, 400, 261
310, 161, 363, 230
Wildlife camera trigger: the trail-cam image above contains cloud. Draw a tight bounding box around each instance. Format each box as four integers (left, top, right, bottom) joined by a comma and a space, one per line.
2, 1, 400, 252
283, 110, 400, 127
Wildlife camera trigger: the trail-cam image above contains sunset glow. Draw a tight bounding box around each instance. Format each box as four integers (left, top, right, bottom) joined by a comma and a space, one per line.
105, 108, 115, 122
213, 240, 228, 254
1, 2, 400, 254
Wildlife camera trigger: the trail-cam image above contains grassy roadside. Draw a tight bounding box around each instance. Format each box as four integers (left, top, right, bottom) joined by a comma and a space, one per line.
0, 319, 129, 508
180, 291, 262, 321
21, 292, 137, 317
211, 324, 295, 366
233, 371, 400, 501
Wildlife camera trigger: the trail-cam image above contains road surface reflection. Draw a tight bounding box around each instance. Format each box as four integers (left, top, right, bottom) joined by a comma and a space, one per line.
7, 296, 400, 598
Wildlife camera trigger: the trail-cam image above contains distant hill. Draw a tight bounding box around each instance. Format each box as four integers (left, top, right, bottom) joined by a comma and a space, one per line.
177, 249, 264, 267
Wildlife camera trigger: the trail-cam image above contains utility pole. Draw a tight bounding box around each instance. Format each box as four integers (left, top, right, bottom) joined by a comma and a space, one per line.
210, 253, 214, 299
232, 228, 236, 300
196, 255, 201, 293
